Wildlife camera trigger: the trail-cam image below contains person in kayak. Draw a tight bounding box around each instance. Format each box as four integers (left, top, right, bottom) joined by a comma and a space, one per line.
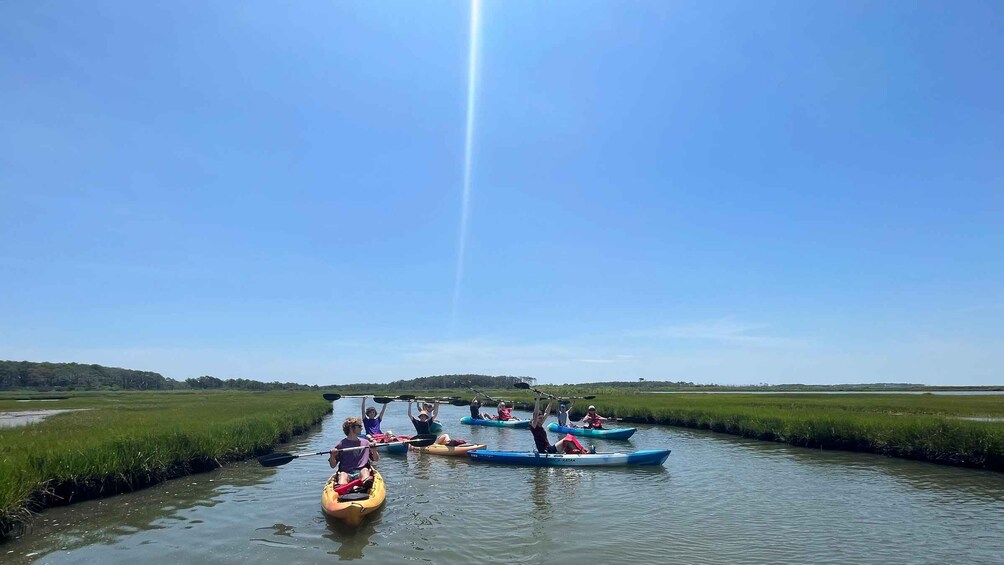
470, 397, 484, 420
496, 400, 514, 421
581, 405, 608, 429
361, 396, 388, 439
329, 416, 380, 486
556, 400, 575, 427
408, 400, 452, 446
529, 391, 586, 454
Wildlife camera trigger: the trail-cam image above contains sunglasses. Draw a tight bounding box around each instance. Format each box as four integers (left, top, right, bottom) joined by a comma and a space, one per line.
351, 424, 363, 429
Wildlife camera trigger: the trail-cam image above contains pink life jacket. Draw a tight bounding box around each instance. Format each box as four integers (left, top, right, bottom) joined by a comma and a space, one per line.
583, 413, 603, 428
498, 406, 512, 421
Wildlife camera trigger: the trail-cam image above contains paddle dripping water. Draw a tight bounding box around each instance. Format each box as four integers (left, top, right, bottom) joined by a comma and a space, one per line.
5, 403, 1004, 564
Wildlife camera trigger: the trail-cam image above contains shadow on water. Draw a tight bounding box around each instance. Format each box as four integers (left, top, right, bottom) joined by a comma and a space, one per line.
321, 511, 383, 561
2, 460, 276, 563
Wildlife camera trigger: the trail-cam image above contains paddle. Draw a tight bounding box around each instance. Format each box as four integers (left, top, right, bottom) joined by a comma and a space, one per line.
468, 386, 500, 403
257, 434, 438, 467
513, 382, 596, 401
323, 393, 342, 401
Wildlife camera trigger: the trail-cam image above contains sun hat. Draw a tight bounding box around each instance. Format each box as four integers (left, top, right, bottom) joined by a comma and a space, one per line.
588, 405, 596, 410
418, 410, 428, 417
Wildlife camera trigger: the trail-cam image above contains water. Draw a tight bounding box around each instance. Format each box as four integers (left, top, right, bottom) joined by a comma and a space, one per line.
5, 403, 1004, 564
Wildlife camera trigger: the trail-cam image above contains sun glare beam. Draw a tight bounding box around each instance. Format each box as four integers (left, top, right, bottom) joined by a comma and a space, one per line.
452, 0, 481, 329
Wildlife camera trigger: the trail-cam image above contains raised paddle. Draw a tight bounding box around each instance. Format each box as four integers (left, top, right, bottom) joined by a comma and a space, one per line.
513, 382, 596, 401
257, 434, 438, 467
322, 393, 342, 401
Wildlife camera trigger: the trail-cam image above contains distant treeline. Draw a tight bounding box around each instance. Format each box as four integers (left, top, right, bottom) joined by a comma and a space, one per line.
331, 374, 536, 393
0, 361, 317, 392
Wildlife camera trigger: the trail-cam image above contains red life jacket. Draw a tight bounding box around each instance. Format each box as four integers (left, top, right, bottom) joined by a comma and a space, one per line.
583, 413, 603, 428
498, 406, 512, 421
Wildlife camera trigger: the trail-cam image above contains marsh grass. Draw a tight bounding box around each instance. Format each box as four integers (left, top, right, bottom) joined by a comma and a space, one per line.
0, 391, 329, 538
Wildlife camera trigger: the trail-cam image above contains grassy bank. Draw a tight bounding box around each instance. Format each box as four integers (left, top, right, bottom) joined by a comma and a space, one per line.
446, 388, 1004, 471
0, 391, 329, 539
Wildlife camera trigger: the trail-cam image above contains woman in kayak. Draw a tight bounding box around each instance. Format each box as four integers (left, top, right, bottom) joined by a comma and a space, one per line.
496, 400, 514, 421
581, 405, 608, 429
329, 416, 380, 485
361, 396, 388, 439
556, 400, 575, 427
529, 391, 586, 454
408, 400, 452, 445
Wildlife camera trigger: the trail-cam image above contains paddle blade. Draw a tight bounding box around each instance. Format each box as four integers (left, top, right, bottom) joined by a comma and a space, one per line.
405, 434, 438, 448
583, 396, 596, 400
397, 394, 416, 401
450, 399, 469, 406
373, 396, 394, 404
322, 393, 341, 401
514, 382, 530, 390
258, 453, 296, 467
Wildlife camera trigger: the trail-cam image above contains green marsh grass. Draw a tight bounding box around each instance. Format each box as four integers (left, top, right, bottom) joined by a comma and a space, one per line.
0, 391, 329, 538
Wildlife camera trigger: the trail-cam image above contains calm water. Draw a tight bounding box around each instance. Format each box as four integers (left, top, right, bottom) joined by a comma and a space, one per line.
5, 403, 1004, 564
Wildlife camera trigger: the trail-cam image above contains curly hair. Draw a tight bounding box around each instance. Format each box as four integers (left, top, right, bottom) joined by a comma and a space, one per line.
342, 416, 362, 435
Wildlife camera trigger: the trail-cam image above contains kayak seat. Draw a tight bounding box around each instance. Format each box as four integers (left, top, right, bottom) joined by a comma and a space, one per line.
338, 493, 371, 502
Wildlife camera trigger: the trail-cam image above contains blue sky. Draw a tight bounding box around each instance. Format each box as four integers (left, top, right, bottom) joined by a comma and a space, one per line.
1, 1, 1001, 385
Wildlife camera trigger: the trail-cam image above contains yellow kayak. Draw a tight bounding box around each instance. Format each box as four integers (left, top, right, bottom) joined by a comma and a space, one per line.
411, 442, 487, 457
321, 470, 386, 526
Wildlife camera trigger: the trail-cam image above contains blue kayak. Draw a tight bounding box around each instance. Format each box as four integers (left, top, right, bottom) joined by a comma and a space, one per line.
466, 449, 670, 467
547, 422, 636, 440
430, 421, 443, 434
460, 416, 530, 429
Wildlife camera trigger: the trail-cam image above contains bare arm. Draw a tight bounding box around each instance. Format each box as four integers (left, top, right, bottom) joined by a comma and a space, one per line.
407, 400, 414, 419
431, 401, 440, 420
378, 401, 388, 420
531, 395, 542, 427
361, 396, 368, 420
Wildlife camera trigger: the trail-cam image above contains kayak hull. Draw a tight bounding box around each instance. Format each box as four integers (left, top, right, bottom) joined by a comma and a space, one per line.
430, 421, 443, 434
370, 434, 409, 454
466, 449, 670, 467
460, 416, 530, 429
321, 470, 386, 526
547, 422, 636, 440
412, 442, 487, 456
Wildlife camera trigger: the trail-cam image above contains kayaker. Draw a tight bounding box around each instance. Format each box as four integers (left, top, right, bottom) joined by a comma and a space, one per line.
581, 405, 607, 429
361, 396, 388, 439
328, 417, 379, 486
408, 400, 453, 446
529, 391, 585, 454
556, 400, 574, 427
470, 397, 483, 420
496, 401, 513, 421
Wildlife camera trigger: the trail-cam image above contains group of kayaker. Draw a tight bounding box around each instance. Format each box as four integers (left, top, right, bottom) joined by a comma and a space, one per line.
329, 396, 457, 486
469, 396, 515, 421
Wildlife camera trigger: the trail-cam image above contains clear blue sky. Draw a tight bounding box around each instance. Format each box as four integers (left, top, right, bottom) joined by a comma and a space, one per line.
2, 1, 1001, 385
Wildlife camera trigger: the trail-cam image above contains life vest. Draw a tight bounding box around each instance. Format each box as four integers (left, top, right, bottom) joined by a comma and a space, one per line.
498, 406, 512, 421
583, 413, 603, 428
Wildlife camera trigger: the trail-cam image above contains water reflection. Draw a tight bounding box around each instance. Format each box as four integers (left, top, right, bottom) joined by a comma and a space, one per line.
322, 512, 382, 561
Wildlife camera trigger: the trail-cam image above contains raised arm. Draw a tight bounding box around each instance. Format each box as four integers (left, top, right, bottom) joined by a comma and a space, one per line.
361, 396, 368, 419
531, 393, 543, 427
378, 401, 388, 420
542, 398, 553, 419
431, 401, 440, 420
407, 399, 414, 419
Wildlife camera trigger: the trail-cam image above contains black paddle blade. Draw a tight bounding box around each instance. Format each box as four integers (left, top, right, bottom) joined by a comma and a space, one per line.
322, 393, 341, 401
583, 395, 596, 400
397, 394, 416, 401
514, 382, 530, 389
450, 399, 469, 406
406, 434, 438, 448
373, 396, 394, 404
258, 453, 295, 467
